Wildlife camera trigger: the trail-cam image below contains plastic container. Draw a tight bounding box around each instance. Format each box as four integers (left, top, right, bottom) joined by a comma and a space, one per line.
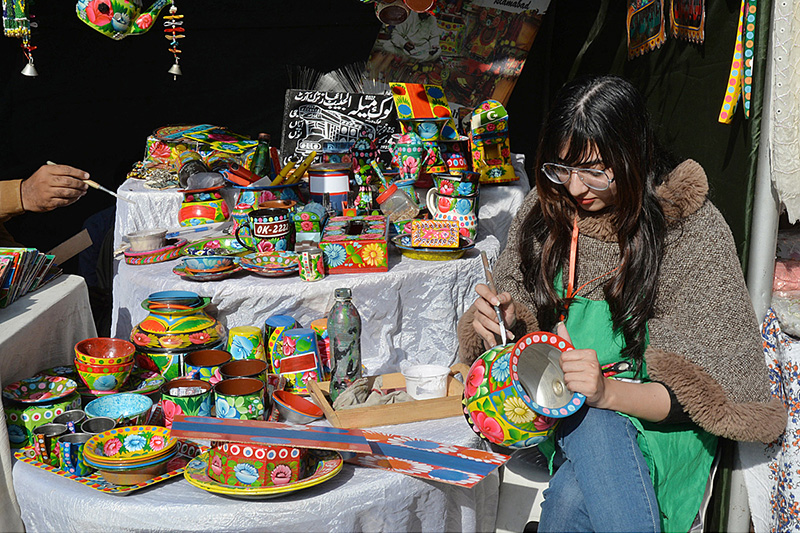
401, 364, 450, 400
376, 184, 419, 223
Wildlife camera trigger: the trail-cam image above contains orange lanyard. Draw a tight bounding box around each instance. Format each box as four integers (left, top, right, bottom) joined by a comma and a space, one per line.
564, 217, 619, 302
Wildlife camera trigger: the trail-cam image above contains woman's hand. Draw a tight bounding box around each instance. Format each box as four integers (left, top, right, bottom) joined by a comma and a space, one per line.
556, 322, 608, 407
471, 283, 516, 350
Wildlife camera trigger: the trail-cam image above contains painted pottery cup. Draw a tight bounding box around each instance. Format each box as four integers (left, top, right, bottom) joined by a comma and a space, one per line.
235, 208, 291, 254
179, 186, 230, 227
226, 326, 266, 361
206, 442, 310, 488
260, 199, 297, 213
75, 359, 134, 392
58, 433, 94, 476
214, 377, 266, 421
53, 410, 86, 434
299, 248, 325, 282
271, 328, 322, 394
462, 332, 586, 449
220, 359, 268, 384
80, 417, 116, 435
264, 315, 299, 372
75, 337, 136, 367
32, 423, 68, 466
432, 171, 480, 197
425, 189, 478, 240
184, 349, 232, 385
76, 0, 170, 40
161, 378, 213, 429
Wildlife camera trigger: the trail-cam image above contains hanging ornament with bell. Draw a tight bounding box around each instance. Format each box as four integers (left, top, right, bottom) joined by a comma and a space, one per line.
2, 0, 37, 76
163, 1, 183, 80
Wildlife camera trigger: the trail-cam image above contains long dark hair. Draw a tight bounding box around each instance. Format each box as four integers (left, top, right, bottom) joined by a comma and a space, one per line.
520, 75, 673, 368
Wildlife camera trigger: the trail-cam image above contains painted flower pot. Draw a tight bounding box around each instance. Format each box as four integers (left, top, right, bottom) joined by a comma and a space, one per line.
179, 186, 230, 227
462, 332, 586, 449
226, 326, 266, 362
425, 189, 479, 240
206, 442, 310, 488
220, 358, 268, 384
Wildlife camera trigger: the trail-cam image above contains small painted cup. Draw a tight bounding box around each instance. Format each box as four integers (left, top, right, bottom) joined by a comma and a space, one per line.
226, 326, 266, 362
214, 377, 266, 421
80, 416, 116, 435
184, 349, 232, 385
53, 410, 86, 434
220, 359, 268, 384
32, 423, 68, 466
161, 378, 213, 429
234, 208, 291, 254
299, 248, 325, 282
58, 433, 94, 476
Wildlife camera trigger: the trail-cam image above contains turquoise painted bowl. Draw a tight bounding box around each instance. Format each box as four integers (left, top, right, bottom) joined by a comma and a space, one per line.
85, 393, 153, 427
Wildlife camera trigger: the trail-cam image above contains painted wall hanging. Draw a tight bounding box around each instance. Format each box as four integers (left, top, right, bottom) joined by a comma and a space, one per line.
670, 0, 704, 43
76, 0, 170, 40
163, 1, 183, 79
627, 0, 667, 59
2, 0, 37, 76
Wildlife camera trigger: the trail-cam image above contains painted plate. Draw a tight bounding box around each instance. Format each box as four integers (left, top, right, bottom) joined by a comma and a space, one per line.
173, 264, 243, 282
182, 237, 250, 257
2, 376, 78, 404
15, 441, 206, 495
240, 264, 299, 278
184, 450, 343, 500
84, 425, 177, 464
391, 235, 476, 261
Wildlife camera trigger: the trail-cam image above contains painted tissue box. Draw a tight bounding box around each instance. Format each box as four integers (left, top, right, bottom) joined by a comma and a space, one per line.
207, 442, 311, 487
4, 393, 81, 449
319, 215, 389, 274
411, 220, 460, 248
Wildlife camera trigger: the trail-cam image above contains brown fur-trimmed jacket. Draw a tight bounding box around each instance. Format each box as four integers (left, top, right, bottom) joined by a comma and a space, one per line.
458, 159, 786, 443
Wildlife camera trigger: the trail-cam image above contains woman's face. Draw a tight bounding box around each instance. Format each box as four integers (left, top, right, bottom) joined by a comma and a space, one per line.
558, 147, 617, 212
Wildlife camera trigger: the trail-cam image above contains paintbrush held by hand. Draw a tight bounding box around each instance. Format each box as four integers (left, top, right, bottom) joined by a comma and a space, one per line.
480, 251, 508, 346
47, 161, 135, 204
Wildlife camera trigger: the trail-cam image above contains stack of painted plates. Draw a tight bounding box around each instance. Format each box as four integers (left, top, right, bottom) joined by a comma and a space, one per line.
173, 255, 243, 282
83, 425, 178, 485
239, 252, 299, 278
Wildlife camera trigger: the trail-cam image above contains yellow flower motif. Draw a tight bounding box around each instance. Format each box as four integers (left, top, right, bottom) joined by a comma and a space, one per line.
504, 397, 534, 424
361, 243, 385, 267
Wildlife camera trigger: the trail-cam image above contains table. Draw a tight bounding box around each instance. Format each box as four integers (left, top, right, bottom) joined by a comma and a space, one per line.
0, 274, 96, 532
14, 416, 500, 532
111, 156, 531, 376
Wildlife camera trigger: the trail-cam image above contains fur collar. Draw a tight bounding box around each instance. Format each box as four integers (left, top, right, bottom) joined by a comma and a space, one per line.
576, 159, 709, 242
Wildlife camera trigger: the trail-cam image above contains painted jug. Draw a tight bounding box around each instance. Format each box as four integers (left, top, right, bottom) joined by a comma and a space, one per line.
463, 332, 585, 449
425, 188, 479, 240
234, 207, 291, 253
76, 0, 171, 40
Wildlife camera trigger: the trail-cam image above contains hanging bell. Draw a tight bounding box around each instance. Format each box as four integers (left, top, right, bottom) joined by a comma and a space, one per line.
168, 62, 182, 79
21, 60, 38, 77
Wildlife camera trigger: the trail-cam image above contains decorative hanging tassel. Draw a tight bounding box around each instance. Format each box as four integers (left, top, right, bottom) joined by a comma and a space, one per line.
164, 1, 184, 80
2, 0, 37, 76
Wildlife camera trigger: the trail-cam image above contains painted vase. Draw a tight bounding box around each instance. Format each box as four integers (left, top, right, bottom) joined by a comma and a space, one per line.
179, 186, 230, 227
462, 332, 586, 449
425, 189, 479, 240
130, 291, 227, 381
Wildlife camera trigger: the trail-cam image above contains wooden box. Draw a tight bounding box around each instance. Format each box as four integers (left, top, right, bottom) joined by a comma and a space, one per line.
306, 364, 469, 429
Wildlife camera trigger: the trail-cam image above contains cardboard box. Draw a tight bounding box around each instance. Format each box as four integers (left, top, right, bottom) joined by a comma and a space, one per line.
306, 364, 469, 429
319, 215, 389, 274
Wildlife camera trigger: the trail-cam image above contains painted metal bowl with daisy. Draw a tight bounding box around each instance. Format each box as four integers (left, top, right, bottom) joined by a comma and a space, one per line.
462, 332, 586, 449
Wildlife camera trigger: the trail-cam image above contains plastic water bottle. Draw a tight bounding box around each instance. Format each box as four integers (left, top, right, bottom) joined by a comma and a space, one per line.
328, 287, 362, 401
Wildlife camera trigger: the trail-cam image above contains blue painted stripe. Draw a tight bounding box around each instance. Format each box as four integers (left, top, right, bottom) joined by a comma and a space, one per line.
172, 419, 369, 446
369, 442, 497, 476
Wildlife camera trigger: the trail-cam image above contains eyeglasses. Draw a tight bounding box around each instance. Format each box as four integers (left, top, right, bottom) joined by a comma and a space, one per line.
541, 163, 614, 191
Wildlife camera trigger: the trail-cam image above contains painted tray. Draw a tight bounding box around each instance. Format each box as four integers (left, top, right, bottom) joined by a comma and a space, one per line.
15, 441, 206, 495
124, 238, 187, 265
77, 367, 164, 398
84, 425, 177, 464
173, 264, 243, 282
3, 376, 78, 404
391, 235, 475, 261
182, 237, 250, 257
184, 450, 342, 500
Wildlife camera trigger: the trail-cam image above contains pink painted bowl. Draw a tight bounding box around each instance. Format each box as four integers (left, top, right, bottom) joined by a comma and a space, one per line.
75, 338, 136, 367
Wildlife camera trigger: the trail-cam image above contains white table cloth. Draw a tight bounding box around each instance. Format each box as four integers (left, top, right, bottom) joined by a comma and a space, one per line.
0, 274, 96, 532
111, 156, 531, 377
14, 416, 499, 533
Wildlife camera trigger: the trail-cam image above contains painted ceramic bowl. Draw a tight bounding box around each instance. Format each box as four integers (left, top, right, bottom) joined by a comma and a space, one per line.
272, 391, 323, 425
206, 442, 311, 488
462, 332, 585, 449
84, 393, 154, 427
84, 425, 177, 465
182, 255, 236, 273
75, 338, 136, 367
74, 359, 134, 392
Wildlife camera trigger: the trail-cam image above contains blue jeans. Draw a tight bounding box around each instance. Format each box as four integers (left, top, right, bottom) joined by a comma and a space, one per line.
538, 407, 661, 533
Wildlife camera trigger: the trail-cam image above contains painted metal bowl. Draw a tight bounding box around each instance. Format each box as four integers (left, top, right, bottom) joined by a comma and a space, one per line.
84, 425, 177, 465
182, 255, 236, 273
75, 338, 136, 366
84, 393, 154, 427
272, 391, 323, 425
462, 332, 586, 449
75, 359, 134, 392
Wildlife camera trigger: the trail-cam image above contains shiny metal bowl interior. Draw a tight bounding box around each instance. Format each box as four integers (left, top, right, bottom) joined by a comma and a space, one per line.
515, 343, 571, 409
